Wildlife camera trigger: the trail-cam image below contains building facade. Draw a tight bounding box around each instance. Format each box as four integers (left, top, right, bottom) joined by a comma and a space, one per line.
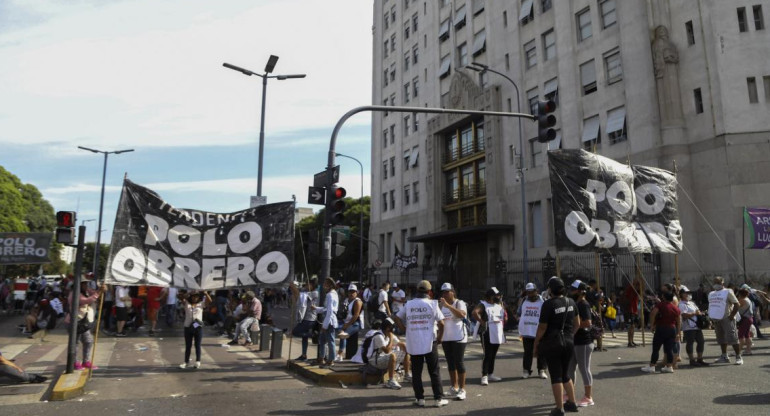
369, 0, 770, 297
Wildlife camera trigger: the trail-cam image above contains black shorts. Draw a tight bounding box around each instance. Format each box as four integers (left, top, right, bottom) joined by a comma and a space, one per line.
625, 313, 639, 325
116, 307, 129, 321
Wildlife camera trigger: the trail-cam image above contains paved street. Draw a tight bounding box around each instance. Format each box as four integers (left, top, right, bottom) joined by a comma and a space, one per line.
1, 307, 769, 415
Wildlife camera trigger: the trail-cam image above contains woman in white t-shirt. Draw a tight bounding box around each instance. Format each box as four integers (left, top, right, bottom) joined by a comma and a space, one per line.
472, 287, 505, 386
678, 286, 708, 366
179, 291, 212, 369
439, 283, 468, 401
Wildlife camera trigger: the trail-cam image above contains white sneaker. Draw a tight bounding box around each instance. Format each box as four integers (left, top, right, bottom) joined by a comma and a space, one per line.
660, 366, 674, 373
414, 399, 425, 407
403, 373, 412, 382
538, 370, 548, 379
714, 355, 730, 364
386, 379, 402, 390
338, 331, 350, 340
447, 386, 459, 396
194, 361, 201, 369
435, 398, 449, 408
334, 355, 343, 362
480, 375, 489, 386
640, 365, 657, 373
456, 389, 467, 401
735, 356, 744, 365
522, 370, 530, 379
488, 374, 502, 382
179, 362, 188, 369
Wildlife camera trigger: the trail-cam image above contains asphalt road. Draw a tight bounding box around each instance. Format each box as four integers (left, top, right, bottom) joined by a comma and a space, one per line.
1, 306, 768, 415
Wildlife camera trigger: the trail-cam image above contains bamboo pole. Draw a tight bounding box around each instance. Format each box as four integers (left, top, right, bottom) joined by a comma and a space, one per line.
88, 288, 106, 380
636, 254, 646, 347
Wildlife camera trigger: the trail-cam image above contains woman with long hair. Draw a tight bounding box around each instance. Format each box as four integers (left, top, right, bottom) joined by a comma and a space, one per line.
567, 280, 595, 407
179, 291, 212, 369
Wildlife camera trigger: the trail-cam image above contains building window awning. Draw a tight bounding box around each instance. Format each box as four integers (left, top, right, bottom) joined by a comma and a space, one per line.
454, 6, 467, 28
606, 107, 626, 133
472, 30, 487, 56
439, 56, 451, 78
439, 20, 450, 40
409, 224, 515, 243
472, 0, 485, 16
410, 147, 419, 167
544, 78, 558, 96
582, 116, 600, 142
550, 131, 562, 149
519, 0, 534, 22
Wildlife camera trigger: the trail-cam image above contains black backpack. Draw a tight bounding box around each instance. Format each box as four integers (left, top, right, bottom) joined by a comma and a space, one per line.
367, 289, 381, 313
337, 298, 349, 322
361, 331, 382, 364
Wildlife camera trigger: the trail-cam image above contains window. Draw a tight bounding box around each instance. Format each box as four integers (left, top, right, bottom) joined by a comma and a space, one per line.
410, 146, 419, 167
580, 59, 597, 95
413, 44, 419, 64
446, 132, 458, 161
505, 53, 510, 70
457, 42, 468, 67
390, 63, 396, 82
390, 190, 396, 209
413, 181, 419, 203
404, 52, 410, 71
503, 10, 508, 27
412, 13, 419, 32
764, 76, 770, 101
460, 127, 473, 157
604, 49, 622, 84
581, 115, 600, 150
738, 7, 748, 32
748, 77, 759, 103
413, 113, 419, 132
391, 6, 396, 22
386, 232, 392, 259
577, 8, 592, 42
404, 21, 410, 39
441, 0, 450, 7
454, 5, 467, 29
693, 88, 704, 114
524, 40, 537, 69
446, 170, 459, 201
390, 93, 396, 106
383, 161, 388, 179
520, 0, 534, 25
530, 201, 544, 248
544, 77, 558, 105
389, 125, 395, 144
383, 40, 389, 58
404, 0, 409, 9
476, 121, 485, 150
390, 157, 395, 177
404, 115, 411, 135
606, 106, 627, 144
382, 193, 388, 211
472, 30, 487, 57
542, 29, 556, 61
383, 70, 388, 87
383, 129, 388, 148
599, 0, 616, 29
413, 77, 419, 98
439, 18, 450, 41
404, 185, 411, 205
685, 21, 695, 45
404, 150, 411, 171
404, 83, 410, 103
384, 10, 389, 29
439, 54, 451, 78
754, 5, 765, 30
472, 0, 485, 16
530, 139, 543, 167
527, 88, 539, 115
541, 0, 552, 13
391, 34, 396, 52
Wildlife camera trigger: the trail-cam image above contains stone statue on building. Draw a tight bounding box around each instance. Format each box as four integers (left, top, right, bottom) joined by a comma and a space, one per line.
651, 25, 684, 126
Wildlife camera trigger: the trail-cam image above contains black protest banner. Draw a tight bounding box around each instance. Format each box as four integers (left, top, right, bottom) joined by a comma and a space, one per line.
104, 179, 294, 289
0, 233, 53, 265
392, 245, 418, 272
548, 149, 681, 253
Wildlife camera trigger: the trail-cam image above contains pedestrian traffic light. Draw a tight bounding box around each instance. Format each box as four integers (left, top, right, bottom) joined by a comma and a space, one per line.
328, 186, 347, 225
55, 211, 77, 244
536, 100, 557, 143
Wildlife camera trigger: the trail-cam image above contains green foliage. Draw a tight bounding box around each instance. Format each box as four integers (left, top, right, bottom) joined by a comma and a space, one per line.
82, 242, 111, 278
0, 166, 28, 232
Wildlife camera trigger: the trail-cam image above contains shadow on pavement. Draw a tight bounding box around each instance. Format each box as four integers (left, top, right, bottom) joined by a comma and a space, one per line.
713, 393, 770, 405
266, 394, 408, 415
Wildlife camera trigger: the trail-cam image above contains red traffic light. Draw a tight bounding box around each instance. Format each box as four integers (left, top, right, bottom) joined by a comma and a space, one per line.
334, 187, 346, 199
537, 100, 556, 114
56, 211, 77, 228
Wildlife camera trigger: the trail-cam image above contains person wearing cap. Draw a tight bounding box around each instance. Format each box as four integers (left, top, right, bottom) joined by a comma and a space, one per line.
67, 279, 107, 370
519, 282, 547, 380
533, 277, 580, 415
678, 286, 708, 367
708, 276, 742, 364
567, 280, 595, 406
290, 278, 319, 361
395, 280, 447, 408
313, 277, 340, 368
438, 282, 468, 400
391, 283, 406, 316
337, 283, 364, 360
472, 286, 505, 386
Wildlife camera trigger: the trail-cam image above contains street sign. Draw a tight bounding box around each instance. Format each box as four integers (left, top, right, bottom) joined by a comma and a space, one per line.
329, 165, 340, 185
374, 259, 382, 267
331, 225, 350, 240
308, 186, 325, 205
313, 165, 341, 187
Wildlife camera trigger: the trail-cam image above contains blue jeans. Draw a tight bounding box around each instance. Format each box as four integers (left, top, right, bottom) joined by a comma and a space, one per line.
338, 322, 361, 353
216, 296, 228, 324
292, 320, 315, 356
318, 327, 336, 363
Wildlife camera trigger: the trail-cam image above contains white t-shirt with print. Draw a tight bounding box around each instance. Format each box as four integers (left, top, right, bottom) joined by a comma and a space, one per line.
391, 289, 406, 313
396, 297, 443, 355
378, 290, 389, 313
481, 300, 505, 344
679, 300, 699, 331
441, 299, 468, 343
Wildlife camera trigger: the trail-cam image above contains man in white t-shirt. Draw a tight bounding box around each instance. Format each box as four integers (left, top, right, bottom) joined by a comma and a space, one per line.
114, 285, 131, 337
391, 283, 406, 314
377, 282, 391, 321
395, 280, 447, 408
708, 276, 742, 364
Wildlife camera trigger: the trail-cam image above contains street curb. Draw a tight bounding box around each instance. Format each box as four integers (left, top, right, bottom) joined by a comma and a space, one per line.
50, 370, 88, 401
286, 360, 381, 387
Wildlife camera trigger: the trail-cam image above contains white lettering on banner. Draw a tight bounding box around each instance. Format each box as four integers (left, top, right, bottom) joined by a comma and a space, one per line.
636, 183, 666, 215
757, 217, 770, 225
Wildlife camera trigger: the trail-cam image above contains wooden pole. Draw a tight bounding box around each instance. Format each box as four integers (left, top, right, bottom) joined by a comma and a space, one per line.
636, 254, 646, 347
595, 252, 601, 289
88, 289, 105, 380
674, 254, 680, 289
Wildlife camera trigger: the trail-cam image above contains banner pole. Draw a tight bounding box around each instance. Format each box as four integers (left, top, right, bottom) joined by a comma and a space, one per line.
594, 252, 600, 290
742, 207, 747, 284
88, 289, 105, 380
636, 253, 646, 347
674, 254, 680, 289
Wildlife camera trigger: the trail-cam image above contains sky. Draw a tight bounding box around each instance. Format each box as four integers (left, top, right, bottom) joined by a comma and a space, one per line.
0, 0, 374, 243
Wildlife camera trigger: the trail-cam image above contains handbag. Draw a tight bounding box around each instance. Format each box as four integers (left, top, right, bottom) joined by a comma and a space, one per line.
76, 316, 93, 334
696, 314, 710, 330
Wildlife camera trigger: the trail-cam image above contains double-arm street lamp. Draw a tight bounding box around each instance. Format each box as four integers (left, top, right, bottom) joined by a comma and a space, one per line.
334, 152, 365, 285
78, 146, 134, 281
222, 56, 306, 200
466, 62, 530, 282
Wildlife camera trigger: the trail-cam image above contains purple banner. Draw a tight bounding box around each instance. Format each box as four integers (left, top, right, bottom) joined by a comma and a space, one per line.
745, 207, 770, 249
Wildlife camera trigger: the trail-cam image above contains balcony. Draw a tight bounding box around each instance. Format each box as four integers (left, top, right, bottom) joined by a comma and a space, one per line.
444, 182, 487, 205
444, 141, 484, 165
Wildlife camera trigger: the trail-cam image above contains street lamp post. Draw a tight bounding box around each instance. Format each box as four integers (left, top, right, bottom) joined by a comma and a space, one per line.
222, 56, 306, 201
78, 146, 134, 281
334, 152, 364, 285
467, 62, 530, 282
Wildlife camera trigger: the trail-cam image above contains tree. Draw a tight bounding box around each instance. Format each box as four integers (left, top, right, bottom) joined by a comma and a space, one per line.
82, 242, 111, 278
0, 166, 28, 233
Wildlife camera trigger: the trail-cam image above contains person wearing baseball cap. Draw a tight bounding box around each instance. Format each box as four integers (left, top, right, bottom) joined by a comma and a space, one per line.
519, 282, 547, 379
533, 277, 580, 414
472, 287, 505, 386
337, 284, 364, 360
439, 282, 468, 400
394, 280, 447, 407
678, 286, 708, 367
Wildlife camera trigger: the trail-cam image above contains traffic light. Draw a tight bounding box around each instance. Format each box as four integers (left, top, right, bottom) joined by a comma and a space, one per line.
55, 211, 77, 244
328, 186, 347, 225
331, 231, 346, 258
536, 100, 557, 143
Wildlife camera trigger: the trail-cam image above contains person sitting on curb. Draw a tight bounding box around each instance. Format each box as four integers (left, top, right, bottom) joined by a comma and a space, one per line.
0, 352, 47, 384
228, 291, 262, 346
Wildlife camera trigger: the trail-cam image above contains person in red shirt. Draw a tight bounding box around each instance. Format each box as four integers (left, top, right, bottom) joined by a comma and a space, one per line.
624, 277, 643, 347
641, 291, 681, 374
146, 286, 164, 336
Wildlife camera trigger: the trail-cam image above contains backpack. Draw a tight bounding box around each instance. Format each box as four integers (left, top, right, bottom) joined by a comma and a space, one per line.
361, 331, 382, 364
367, 289, 381, 314
337, 297, 349, 322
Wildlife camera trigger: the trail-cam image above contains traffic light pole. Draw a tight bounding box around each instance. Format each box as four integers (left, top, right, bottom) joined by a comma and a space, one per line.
66, 225, 86, 374
320, 105, 534, 281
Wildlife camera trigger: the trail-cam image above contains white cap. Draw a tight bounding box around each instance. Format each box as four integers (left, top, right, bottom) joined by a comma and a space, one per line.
571, 279, 585, 289
440, 282, 453, 292
348, 284, 358, 292
392, 283, 398, 288
525, 283, 537, 291
679, 285, 690, 293
490, 287, 500, 295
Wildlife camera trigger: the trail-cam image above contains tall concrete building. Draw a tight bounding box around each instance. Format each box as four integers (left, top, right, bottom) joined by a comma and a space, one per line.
369, 0, 770, 297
